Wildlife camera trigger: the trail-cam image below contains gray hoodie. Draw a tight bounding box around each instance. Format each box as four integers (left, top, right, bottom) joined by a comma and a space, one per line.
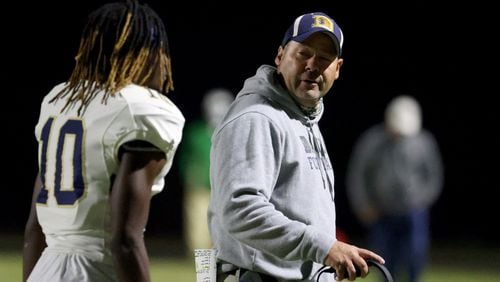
208, 65, 337, 281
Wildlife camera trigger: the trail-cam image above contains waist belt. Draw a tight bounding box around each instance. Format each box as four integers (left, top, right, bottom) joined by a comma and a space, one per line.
239, 268, 278, 282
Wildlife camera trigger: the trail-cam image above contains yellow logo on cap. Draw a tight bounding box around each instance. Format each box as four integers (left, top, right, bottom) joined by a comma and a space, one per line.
312, 15, 333, 32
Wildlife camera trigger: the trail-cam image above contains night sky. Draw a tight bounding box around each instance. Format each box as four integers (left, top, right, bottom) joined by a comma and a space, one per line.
2, 1, 497, 246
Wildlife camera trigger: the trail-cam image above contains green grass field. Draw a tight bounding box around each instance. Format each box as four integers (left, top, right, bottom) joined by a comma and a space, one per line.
2, 234, 499, 281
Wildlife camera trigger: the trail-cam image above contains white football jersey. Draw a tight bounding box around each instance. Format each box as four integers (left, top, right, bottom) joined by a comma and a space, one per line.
34, 83, 184, 259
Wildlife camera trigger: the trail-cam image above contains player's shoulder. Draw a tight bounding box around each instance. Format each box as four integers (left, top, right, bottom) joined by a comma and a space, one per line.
118, 84, 184, 120
118, 84, 166, 104
41, 82, 67, 103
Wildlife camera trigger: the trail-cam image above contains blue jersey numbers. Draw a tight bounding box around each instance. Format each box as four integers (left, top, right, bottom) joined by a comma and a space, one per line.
37, 117, 86, 206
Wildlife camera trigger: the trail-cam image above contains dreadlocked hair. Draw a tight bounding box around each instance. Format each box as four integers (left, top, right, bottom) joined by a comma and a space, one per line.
51, 0, 173, 115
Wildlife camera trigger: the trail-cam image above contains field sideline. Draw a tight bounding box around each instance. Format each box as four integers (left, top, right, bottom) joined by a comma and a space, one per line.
2, 234, 499, 281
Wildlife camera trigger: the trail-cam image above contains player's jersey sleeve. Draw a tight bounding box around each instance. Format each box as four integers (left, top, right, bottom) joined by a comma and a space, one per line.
104, 86, 185, 194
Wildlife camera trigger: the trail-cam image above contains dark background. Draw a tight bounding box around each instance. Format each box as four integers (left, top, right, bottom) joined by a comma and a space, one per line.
2, 1, 497, 248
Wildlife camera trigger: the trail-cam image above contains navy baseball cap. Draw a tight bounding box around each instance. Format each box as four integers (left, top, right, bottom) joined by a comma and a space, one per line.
281, 12, 344, 56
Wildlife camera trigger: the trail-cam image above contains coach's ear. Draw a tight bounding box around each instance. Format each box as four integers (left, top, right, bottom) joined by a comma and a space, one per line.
275, 46, 285, 66
333, 57, 343, 80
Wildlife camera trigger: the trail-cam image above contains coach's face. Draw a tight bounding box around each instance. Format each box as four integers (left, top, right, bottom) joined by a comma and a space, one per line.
275, 32, 343, 108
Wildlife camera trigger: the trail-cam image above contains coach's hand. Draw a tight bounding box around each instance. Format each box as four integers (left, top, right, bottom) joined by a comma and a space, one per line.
323, 240, 385, 281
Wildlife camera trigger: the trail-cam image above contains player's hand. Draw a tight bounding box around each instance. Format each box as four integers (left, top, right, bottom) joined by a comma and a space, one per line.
323, 240, 385, 281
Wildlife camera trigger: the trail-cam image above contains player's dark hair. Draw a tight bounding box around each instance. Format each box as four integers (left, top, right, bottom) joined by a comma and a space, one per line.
51, 0, 173, 115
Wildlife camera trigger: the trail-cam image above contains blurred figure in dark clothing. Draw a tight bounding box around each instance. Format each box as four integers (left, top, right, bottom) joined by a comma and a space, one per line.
346, 95, 443, 282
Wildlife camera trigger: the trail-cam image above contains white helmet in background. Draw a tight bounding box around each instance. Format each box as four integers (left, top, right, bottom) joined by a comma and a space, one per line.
202, 88, 234, 129
385, 95, 422, 137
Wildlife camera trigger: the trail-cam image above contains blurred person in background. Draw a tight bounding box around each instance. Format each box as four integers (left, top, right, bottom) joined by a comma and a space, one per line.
346, 95, 444, 282
177, 88, 234, 254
